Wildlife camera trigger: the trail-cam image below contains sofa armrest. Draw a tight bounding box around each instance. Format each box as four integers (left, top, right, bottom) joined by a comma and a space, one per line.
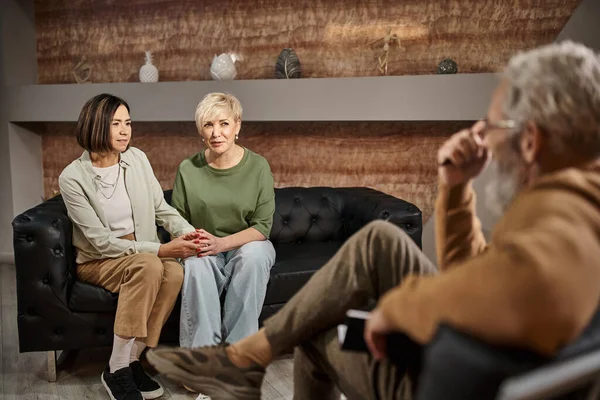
12, 195, 75, 318
338, 188, 423, 248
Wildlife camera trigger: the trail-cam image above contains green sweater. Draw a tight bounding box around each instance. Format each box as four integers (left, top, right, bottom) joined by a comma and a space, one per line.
171, 147, 275, 239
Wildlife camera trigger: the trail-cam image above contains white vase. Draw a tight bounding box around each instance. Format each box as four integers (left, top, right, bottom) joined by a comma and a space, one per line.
210, 53, 238, 80
139, 51, 159, 83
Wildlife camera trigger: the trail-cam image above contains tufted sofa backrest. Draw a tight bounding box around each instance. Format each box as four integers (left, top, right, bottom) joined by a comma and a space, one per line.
163, 187, 422, 246
12, 196, 76, 315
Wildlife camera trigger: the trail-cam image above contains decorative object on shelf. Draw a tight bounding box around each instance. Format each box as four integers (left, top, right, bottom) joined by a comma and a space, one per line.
369, 26, 402, 75
42, 188, 60, 202
73, 56, 91, 83
210, 53, 241, 80
437, 58, 458, 74
275, 48, 302, 79
139, 51, 159, 83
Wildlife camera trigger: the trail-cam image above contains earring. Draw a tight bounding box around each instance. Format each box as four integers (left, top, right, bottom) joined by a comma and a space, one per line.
235, 135, 239, 140
201, 138, 204, 142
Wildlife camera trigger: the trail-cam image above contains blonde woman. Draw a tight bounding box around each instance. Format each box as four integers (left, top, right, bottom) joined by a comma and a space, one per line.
59, 93, 201, 400
172, 93, 276, 351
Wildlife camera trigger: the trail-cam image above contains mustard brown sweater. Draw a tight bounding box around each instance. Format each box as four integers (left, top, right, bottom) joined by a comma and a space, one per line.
379, 162, 600, 355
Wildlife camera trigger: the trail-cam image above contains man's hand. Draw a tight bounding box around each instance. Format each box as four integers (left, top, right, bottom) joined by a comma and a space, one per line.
196, 229, 226, 257
364, 308, 394, 361
158, 236, 200, 258
438, 120, 490, 187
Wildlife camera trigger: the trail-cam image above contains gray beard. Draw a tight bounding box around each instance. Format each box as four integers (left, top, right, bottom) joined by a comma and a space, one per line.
484, 159, 521, 218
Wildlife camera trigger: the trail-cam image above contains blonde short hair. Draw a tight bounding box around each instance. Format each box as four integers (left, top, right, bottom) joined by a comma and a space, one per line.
195, 92, 243, 129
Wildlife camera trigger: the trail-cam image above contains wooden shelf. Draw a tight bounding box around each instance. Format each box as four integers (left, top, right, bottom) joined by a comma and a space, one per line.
5, 74, 497, 122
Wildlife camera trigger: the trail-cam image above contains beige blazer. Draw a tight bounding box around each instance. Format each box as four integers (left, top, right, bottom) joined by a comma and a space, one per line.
59, 147, 194, 264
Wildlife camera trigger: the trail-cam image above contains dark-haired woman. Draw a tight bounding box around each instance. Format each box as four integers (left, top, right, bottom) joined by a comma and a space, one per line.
59, 93, 200, 400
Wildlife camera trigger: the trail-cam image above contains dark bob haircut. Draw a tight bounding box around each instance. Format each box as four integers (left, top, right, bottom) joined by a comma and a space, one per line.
76, 93, 130, 153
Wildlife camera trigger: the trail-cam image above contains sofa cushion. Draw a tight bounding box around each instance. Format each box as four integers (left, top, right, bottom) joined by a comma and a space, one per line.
69, 280, 118, 313
69, 240, 343, 313
264, 241, 343, 305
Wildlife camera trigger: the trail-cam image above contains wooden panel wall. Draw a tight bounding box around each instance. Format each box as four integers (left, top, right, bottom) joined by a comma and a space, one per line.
35, 121, 472, 223
35, 0, 580, 83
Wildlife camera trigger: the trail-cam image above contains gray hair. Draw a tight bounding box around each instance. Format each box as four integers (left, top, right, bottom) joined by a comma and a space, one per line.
503, 41, 600, 157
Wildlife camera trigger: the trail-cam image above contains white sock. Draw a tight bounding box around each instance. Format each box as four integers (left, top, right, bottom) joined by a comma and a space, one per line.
109, 335, 135, 373
129, 340, 147, 364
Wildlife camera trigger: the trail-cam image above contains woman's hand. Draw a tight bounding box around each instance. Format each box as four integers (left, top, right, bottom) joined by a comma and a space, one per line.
180, 230, 201, 241
196, 229, 226, 256
158, 236, 200, 258
364, 308, 394, 361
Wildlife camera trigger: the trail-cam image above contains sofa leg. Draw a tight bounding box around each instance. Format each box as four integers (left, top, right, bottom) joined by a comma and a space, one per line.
47, 351, 57, 382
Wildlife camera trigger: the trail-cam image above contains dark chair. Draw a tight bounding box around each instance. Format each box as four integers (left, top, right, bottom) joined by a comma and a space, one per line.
415, 310, 600, 400
12, 186, 422, 381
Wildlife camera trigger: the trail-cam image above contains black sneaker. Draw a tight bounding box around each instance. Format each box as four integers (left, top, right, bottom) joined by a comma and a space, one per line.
130, 360, 164, 399
101, 366, 143, 400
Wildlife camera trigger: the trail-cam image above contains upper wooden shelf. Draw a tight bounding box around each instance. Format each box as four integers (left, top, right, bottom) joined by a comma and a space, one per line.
5, 74, 497, 122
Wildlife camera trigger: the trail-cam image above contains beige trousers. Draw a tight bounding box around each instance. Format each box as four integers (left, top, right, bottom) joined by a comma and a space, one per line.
264, 220, 438, 400
77, 251, 184, 347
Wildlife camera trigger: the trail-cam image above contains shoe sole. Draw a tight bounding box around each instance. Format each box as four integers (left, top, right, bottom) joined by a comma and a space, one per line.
141, 386, 164, 399
146, 351, 260, 400
101, 372, 118, 400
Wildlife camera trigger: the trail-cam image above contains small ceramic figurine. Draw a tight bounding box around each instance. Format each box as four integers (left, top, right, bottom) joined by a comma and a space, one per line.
139, 51, 159, 83
437, 58, 458, 74
210, 53, 240, 80
73, 56, 91, 83
275, 48, 302, 79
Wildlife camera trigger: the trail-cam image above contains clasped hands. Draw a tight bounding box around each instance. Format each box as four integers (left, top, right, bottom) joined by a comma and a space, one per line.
157, 229, 225, 258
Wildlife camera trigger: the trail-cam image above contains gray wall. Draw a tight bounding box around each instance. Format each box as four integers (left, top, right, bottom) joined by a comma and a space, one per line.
0, 9, 12, 262
556, 0, 600, 51
0, 0, 38, 263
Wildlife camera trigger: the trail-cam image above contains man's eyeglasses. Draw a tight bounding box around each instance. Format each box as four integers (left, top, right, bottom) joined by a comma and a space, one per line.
439, 118, 519, 166
479, 118, 518, 138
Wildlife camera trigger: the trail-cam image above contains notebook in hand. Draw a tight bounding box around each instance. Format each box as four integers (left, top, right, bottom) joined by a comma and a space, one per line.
338, 309, 371, 352
338, 309, 416, 365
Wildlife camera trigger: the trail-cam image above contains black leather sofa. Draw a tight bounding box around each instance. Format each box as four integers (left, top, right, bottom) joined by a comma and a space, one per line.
12, 187, 422, 357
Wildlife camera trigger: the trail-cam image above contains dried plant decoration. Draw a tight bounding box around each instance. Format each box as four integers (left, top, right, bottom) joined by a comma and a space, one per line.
73, 55, 91, 83
275, 48, 302, 79
368, 27, 402, 75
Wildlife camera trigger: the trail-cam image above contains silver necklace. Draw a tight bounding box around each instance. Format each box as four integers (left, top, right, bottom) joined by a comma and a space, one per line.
94, 165, 121, 200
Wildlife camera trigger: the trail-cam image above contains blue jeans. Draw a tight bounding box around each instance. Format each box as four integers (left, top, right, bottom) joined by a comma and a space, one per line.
179, 240, 276, 348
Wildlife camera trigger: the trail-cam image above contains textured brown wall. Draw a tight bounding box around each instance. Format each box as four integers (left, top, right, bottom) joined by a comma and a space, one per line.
34, 121, 472, 223
35, 0, 580, 83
